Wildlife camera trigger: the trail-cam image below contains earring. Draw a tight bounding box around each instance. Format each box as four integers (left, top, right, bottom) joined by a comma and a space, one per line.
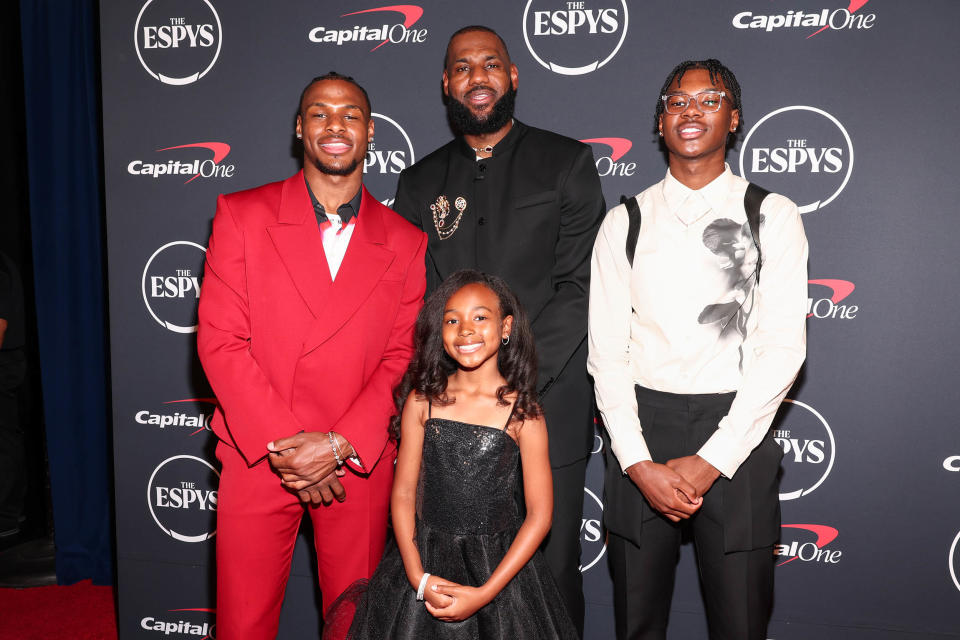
658, 130, 663, 137
296, 133, 302, 139
501, 336, 510, 346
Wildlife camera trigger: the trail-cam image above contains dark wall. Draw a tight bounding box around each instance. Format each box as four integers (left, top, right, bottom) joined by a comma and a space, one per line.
100, 1, 960, 638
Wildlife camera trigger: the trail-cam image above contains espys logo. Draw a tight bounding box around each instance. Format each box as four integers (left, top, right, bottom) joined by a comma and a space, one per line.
775, 524, 842, 566
141, 608, 215, 638
147, 455, 219, 543
580, 487, 606, 572
808, 279, 857, 320
771, 398, 836, 500
128, 143, 234, 184
732, 1, 876, 38
523, 0, 628, 76
740, 106, 853, 214
142, 241, 206, 334
135, 0, 222, 85
582, 137, 637, 177
308, 5, 427, 51
950, 530, 960, 594
364, 113, 415, 206
135, 398, 216, 435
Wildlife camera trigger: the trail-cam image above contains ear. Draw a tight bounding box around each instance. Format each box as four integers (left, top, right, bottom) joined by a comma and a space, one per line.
442, 69, 449, 97
510, 63, 519, 91
367, 117, 375, 142
295, 114, 302, 138
657, 113, 664, 136
729, 109, 740, 133
501, 314, 514, 339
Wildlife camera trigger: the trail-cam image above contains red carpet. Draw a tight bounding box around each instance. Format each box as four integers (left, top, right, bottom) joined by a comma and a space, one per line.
0, 580, 117, 639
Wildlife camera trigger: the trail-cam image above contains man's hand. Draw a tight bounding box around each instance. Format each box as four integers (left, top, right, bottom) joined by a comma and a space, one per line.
267, 432, 349, 489
625, 460, 702, 522
425, 579, 491, 621
291, 469, 347, 505
666, 455, 721, 500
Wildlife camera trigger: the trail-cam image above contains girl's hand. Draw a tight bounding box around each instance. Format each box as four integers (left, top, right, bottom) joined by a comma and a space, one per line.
422, 575, 455, 611
425, 582, 492, 621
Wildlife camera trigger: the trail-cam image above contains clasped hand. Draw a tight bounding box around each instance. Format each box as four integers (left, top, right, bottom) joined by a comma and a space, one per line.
267, 432, 348, 505
626, 455, 720, 522
423, 575, 491, 622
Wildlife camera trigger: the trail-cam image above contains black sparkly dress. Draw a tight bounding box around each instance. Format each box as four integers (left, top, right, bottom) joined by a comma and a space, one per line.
327, 413, 578, 640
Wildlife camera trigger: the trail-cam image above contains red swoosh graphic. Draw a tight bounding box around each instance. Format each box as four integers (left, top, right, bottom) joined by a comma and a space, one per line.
169, 608, 216, 613
778, 524, 839, 565
157, 143, 231, 184
580, 137, 633, 162
809, 278, 855, 302
341, 5, 423, 51
164, 398, 218, 405
808, 0, 870, 38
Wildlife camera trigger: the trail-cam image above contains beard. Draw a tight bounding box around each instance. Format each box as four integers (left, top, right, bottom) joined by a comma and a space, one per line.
446, 86, 516, 136
312, 156, 361, 176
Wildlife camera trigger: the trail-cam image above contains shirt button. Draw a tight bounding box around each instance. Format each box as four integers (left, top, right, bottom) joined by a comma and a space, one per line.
478, 163, 486, 172
478, 217, 486, 226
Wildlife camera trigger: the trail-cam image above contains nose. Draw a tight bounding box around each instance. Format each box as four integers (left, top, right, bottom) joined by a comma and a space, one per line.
681, 96, 704, 117
325, 113, 346, 132
468, 65, 489, 86
458, 320, 475, 335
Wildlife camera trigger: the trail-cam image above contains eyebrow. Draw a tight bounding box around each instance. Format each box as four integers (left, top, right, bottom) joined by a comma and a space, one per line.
453, 54, 501, 64
444, 305, 494, 314
306, 102, 364, 111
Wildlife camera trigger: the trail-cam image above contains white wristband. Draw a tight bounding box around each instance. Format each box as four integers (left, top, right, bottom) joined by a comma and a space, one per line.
416, 573, 431, 601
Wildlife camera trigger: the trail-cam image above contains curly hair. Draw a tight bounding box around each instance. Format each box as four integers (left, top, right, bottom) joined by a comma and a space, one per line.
653, 58, 743, 147
389, 269, 541, 440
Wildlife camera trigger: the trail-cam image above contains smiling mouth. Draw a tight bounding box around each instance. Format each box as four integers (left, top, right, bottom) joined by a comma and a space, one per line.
320, 140, 352, 154
678, 126, 706, 139
456, 343, 482, 353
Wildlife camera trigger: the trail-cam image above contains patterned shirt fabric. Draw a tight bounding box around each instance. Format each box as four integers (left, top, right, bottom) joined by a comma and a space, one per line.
588, 165, 808, 478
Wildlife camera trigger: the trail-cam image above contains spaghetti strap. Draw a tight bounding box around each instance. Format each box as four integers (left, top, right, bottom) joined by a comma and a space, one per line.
428, 400, 432, 419
501, 401, 516, 431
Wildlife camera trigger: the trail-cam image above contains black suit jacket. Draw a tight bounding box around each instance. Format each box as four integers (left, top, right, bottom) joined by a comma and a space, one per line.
394, 121, 605, 465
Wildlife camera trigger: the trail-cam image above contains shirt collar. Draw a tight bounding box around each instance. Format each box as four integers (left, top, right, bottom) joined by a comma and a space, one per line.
304, 177, 362, 226
456, 119, 525, 160
661, 163, 735, 222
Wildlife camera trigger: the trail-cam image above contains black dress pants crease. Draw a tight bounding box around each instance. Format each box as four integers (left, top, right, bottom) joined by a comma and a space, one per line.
603, 385, 781, 640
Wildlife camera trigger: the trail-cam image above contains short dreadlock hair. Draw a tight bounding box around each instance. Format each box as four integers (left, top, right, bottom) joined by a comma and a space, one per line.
653, 59, 743, 146
298, 71, 372, 118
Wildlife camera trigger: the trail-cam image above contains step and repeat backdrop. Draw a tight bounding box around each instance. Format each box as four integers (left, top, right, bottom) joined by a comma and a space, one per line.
100, 1, 960, 638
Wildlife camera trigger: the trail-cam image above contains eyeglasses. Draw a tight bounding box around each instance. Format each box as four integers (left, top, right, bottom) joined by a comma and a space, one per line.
661, 91, 727, 114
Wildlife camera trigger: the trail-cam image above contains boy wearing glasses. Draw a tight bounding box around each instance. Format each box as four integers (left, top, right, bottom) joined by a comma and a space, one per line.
587, 59, 808, 639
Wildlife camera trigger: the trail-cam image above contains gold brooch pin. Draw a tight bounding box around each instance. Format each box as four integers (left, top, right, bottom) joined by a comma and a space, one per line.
431, 195, 467, 240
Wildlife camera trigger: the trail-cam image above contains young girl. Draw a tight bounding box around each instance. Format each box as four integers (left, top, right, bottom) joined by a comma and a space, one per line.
326, 269, 577, 639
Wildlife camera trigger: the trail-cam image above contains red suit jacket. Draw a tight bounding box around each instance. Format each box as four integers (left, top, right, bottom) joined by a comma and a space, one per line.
198, 171, 427, 469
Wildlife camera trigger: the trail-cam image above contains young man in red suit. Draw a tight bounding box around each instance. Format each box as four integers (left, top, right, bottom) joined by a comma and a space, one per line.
198, 72, 426, 639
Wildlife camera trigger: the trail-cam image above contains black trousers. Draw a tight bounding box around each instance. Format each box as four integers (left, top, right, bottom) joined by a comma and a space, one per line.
0, 349, 27, 533
603, 386, 782, 640
542, 456, 588, 638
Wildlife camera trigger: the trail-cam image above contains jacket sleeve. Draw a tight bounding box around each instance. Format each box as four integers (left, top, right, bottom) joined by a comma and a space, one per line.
332, 231, 427, 472
530, 144, 606, 396
197, 194, 304, 466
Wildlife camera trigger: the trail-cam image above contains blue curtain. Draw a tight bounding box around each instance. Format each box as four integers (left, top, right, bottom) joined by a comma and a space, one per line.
19, 0, 112, 585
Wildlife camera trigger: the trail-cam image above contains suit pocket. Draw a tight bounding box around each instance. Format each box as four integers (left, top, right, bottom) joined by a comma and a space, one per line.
513, 190, 557, 209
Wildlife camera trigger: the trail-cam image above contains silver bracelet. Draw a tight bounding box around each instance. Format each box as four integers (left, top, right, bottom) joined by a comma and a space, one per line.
328, 431, 343, 467
416, 572, 431, 601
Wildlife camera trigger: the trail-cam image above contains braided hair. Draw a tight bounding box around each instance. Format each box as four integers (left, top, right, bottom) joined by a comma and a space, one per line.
653, 59, 743, 146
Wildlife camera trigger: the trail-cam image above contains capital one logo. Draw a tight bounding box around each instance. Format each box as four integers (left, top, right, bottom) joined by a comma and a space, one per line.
579, 487, 606, 572
582, 137, 637, 177
950, 530, 960, 594
739, 106, 854, 214
142, 241, 206, 334
771, 398, 836, 500
135, 0, 222, 85
141, 608, 215, 638
808, 279, 857, 320
523, 0, 628, 76
147, 455, 219, 543
364, 113, 415, 207
128, 142, 234, 184
308, 5, 427, 51
135, 398, 216, 436
775, 524, 842, 566
732, 1, 876, 39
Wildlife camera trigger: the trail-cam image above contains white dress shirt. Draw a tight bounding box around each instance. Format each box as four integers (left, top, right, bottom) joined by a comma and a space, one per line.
587, 165, 808, 478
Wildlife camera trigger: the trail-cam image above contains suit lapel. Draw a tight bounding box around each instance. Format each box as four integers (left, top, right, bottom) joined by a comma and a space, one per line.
302, 186, 396, 354
266, 172, 332, 319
